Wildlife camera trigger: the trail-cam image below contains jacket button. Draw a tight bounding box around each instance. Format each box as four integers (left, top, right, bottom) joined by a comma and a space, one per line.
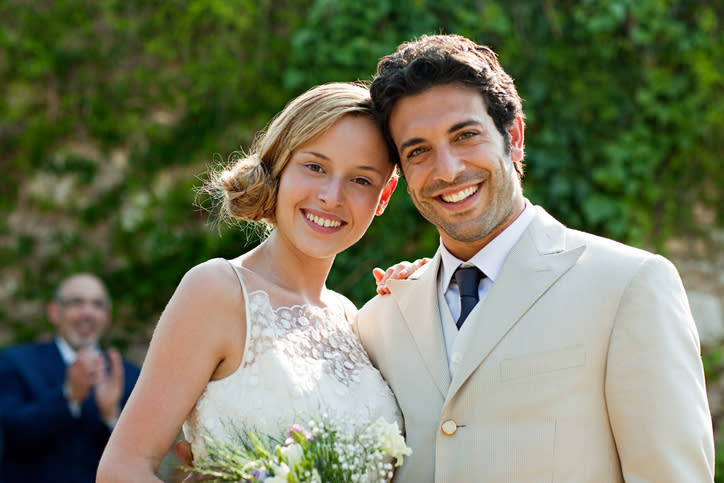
441, 420, 457, 435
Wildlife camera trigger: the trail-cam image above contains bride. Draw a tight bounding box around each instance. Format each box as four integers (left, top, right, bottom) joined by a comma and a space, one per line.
97, 82, 408, 482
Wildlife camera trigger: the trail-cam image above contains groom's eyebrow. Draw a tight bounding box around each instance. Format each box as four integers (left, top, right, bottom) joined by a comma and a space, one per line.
398, 137, 424, 152
450, 119, 480, 132
397, 119, 481, 152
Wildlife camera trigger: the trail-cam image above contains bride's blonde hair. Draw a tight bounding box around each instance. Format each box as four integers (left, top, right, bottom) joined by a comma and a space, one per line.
206, 82, 387, 228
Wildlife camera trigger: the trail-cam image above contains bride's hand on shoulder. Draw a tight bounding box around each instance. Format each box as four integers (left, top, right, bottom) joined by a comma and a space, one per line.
373, 258, 430, 295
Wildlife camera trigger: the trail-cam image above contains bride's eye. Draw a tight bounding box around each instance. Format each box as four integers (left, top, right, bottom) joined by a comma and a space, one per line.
351, 177, 372, 186
305, 163, 324, 173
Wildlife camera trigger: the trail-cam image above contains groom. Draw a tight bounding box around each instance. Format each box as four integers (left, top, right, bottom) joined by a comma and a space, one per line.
356, 34, 714, 482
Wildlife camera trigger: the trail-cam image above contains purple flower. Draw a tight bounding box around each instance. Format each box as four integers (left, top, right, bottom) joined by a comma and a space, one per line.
286, 423, 313, 442
252, 468, 266, 483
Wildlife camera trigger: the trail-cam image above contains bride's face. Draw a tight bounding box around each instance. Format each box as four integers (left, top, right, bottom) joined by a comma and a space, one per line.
274, 115, 394, 261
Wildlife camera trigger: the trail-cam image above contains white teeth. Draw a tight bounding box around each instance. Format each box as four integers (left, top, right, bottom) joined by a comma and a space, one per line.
441, 185, 478, 203
306, 212, 342, 228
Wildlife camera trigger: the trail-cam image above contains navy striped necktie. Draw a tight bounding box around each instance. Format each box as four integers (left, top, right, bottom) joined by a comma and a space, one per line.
454, 266, 484, 329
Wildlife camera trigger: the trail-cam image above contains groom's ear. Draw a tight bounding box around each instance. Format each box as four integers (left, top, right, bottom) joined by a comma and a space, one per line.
375, 175, 398, 216
508, 115, 525, 163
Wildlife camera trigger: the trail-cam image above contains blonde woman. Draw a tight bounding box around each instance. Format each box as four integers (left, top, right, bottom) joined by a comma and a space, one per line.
98, 83, 404, 482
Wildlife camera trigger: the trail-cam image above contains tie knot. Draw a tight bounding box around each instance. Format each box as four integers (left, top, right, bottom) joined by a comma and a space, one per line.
454, 266, 483, 298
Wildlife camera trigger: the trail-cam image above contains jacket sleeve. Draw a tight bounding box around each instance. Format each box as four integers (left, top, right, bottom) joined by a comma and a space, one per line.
605, 254, 714, 482
0, 350, 77, 454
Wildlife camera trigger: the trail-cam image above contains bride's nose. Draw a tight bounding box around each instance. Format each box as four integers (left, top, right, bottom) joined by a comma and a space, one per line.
317, 178, 344, 207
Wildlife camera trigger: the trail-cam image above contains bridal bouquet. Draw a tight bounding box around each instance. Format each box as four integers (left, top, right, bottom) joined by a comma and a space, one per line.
189, 415, 412, 483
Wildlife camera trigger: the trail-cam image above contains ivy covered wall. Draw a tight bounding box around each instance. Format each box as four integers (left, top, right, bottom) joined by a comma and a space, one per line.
2, 0, 722, 334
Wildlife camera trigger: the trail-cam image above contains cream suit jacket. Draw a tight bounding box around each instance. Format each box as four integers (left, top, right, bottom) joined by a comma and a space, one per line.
357, 206, 714, 483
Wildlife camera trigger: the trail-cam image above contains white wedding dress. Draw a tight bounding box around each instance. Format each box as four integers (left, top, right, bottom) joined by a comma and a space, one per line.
183, 261, 403, 467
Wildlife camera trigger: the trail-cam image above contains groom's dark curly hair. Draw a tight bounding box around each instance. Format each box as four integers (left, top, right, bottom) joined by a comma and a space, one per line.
370, 34, 525, 178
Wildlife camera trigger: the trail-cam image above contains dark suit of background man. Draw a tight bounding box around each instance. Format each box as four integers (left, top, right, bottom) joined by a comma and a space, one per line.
0, 273, 140, 483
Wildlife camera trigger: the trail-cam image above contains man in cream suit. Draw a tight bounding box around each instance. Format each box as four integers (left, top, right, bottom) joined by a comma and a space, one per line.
357, 34, 714, 482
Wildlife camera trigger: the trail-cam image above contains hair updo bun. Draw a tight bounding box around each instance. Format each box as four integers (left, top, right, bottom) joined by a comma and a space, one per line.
216, 152, 277, 223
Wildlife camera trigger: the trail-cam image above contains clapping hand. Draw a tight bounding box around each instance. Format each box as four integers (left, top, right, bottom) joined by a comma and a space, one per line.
64, 347, 124, 422
65, 348, 105, 403
94, 348, 124, 423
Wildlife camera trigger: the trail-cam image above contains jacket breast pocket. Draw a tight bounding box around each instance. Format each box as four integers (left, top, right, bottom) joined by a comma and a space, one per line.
499, 344, 586, 382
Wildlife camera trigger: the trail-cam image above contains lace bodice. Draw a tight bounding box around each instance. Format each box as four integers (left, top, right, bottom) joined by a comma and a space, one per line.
183, 262, 402, 468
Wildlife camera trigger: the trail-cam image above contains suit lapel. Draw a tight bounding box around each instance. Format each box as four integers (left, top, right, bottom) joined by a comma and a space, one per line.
386, 252, 452, 397
448, 207, 586, 398
37, 341, 65, 380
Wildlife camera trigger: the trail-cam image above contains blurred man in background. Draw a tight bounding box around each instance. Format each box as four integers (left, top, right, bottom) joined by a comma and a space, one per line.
0, 272, 140, 483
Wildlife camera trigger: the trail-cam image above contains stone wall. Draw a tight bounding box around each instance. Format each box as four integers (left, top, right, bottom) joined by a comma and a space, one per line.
671, 228, 724, 435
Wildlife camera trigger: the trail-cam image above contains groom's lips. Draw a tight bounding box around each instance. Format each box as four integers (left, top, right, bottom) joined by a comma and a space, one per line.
434, 181, 483, 210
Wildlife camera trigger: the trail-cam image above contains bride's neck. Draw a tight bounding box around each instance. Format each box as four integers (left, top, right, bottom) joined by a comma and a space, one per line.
244, 233, 333, 303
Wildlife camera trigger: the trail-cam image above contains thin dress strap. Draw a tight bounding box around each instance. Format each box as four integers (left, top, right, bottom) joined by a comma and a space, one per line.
222, 259, 253, 372
225, 259, 250, 302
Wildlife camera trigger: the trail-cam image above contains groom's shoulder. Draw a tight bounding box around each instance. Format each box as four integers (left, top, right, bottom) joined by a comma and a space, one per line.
360, 253, 438, 320
533, 204, 660, 262
359, 286, 405, 325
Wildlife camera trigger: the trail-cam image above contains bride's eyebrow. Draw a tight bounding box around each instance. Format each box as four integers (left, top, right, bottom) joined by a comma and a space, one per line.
298, 150, 329, 160
298, 150, 386, 176
353, 165, 386, 176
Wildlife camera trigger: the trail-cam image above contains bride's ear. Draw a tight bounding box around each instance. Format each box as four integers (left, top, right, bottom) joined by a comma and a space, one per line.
375, 175, 398, 216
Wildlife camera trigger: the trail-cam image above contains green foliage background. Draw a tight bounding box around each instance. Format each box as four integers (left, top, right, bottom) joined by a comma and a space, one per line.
1, 0, 723, 474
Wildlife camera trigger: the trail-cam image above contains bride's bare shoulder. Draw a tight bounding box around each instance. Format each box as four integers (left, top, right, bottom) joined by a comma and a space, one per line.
157, 258, 246, 329
179, 258, 240, 295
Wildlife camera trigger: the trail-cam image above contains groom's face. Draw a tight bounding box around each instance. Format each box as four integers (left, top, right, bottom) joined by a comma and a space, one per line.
388, 83, 525, 260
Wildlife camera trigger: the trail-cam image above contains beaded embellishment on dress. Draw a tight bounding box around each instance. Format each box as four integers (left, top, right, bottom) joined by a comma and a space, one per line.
242, 290, 372, 387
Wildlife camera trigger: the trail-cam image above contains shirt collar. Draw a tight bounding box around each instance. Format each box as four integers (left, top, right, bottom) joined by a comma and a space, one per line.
55, 336, 77, 365
440, 200, 534, 292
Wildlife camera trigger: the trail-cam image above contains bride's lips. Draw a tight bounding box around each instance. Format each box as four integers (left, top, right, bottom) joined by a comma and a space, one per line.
302, 209, 346, 231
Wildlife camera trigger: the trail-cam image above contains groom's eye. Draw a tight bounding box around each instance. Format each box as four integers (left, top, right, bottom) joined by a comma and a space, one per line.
406, 146, 427, 159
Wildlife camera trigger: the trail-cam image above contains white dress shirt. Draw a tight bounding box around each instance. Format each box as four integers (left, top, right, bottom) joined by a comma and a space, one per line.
56, 337, 83, 417
437, 201, 534, 372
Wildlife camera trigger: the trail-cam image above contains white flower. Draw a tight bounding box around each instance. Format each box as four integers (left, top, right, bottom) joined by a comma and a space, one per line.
270, 461, 290, 480
281, 442, 304, 467
370, 418, 413, 467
